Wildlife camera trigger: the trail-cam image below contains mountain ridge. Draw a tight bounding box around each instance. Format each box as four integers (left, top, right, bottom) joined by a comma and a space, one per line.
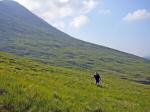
0, 0, 146, 58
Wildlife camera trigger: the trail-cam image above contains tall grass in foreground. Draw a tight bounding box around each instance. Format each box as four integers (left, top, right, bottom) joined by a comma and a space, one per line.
0, 52, 150, 112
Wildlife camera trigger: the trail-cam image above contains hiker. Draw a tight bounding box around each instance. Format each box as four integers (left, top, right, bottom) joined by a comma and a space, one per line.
93, 72, 101, 86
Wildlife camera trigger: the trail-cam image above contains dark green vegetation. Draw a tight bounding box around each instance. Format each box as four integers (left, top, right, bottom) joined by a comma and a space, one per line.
0, 52, 150, 112
0, 1, 150, 112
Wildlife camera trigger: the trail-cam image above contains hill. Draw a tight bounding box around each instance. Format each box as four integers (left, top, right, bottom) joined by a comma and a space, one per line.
144, 57, 150, 60
0, 0, 150, 83
0, 52, 150, 112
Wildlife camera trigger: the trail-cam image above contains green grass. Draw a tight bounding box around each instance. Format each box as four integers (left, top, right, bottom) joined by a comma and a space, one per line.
0, 52, 150, 112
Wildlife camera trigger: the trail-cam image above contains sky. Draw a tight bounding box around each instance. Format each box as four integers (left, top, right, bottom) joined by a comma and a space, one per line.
13, 0, 150, 57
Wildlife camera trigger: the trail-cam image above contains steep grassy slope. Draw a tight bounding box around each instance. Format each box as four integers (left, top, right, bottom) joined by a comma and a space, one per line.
0, 0, 150, 82
0, 52, 150, 112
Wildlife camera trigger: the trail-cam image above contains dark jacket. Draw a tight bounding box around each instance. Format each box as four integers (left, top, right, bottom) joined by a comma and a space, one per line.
94, 73, 100, 82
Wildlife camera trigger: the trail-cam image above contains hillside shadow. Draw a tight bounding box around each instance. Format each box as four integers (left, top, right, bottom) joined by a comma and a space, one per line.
133, 80, 150, 85
120, 77, 150, 85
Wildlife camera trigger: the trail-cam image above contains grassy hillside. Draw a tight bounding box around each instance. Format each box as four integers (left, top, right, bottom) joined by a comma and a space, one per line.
0, 52, 150, 112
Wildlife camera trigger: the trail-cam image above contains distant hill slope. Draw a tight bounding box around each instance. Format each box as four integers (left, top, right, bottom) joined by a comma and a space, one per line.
0, 0, 150, 81
144, 57, 150, 60
0, 51, 150, 112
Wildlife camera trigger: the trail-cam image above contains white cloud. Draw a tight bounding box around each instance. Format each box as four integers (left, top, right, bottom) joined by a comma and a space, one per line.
14, 0, 98, 28
70, 15, 89, 28
123, 9, 150, 21
82, 0, 98, 13
53, 21, 65, 30
59, 0, 69, 3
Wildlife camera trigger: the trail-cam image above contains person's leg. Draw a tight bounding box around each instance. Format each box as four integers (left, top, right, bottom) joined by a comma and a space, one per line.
96, 80, 100, 86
